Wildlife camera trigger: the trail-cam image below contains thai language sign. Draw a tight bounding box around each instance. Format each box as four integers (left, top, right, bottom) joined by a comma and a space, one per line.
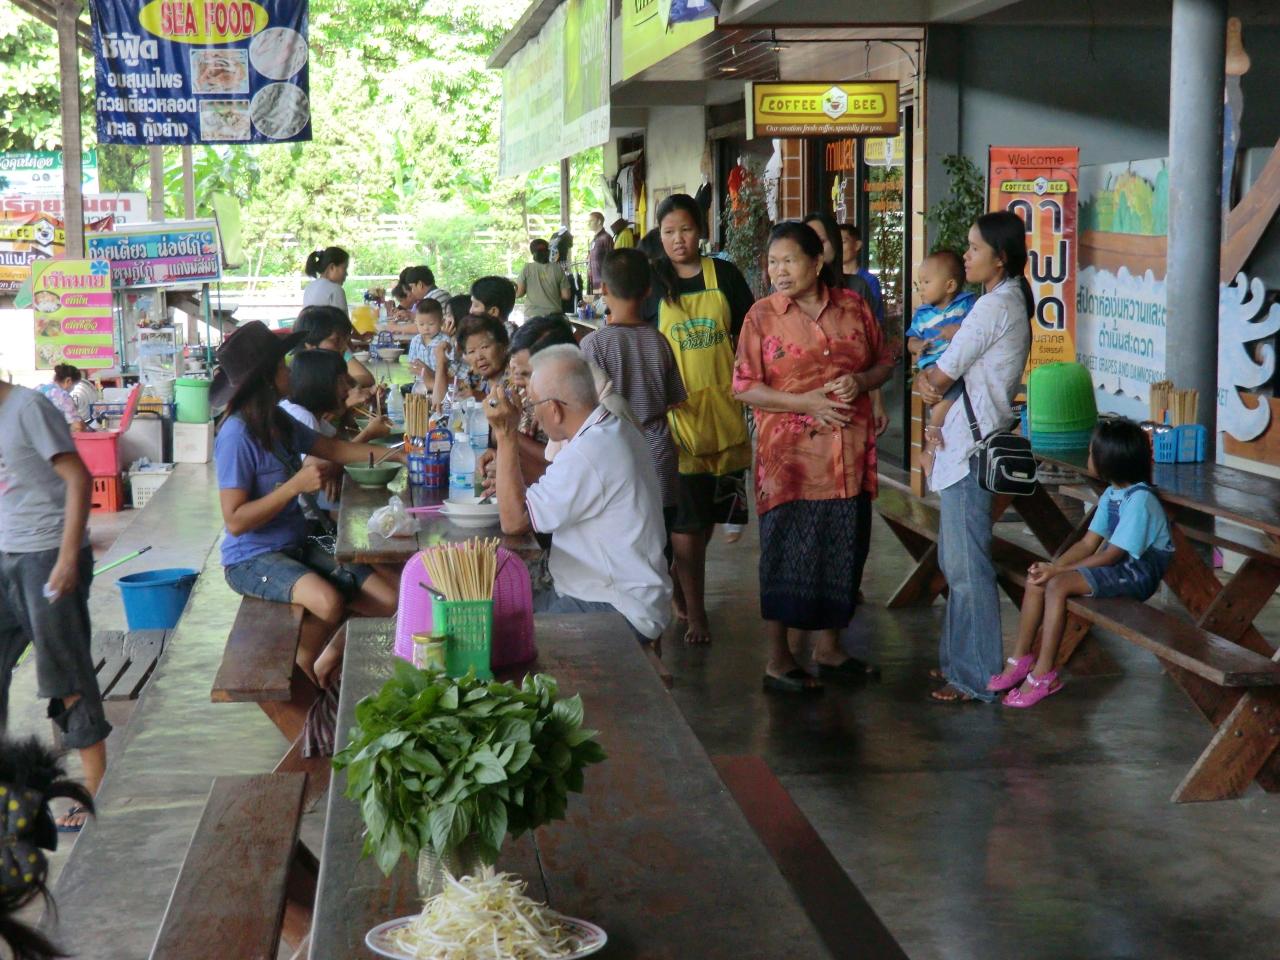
747, 83, 900, 138
988, 146, 1079, 376
1, 213, 115, 294
1, 193, 148, 224
499, 0, 610, 178
90, 0, 311, 145
31, 259, 116, 371
86, 219, 222, 288
1075, 158, 1169, 410
0, 151, 99, 194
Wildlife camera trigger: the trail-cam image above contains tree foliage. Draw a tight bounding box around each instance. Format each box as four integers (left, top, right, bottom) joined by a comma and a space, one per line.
0, 0, 606, 288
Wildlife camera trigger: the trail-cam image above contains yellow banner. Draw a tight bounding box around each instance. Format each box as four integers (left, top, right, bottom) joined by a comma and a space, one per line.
620, 0, 713, 81
747, 82, 900, 138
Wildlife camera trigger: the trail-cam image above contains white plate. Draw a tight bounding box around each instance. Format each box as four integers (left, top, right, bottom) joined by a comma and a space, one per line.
441, 510, 500, 529
365, 913, 607, 959
444, 495, 499, 515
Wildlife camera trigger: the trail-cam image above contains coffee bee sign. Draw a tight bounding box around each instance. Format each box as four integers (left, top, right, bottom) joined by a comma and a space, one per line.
746, 82, 899, 138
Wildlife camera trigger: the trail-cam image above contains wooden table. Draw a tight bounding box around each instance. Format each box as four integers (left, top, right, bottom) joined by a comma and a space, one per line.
309, 615, 835, 960
335, 472, 540, 566
1033, 451, 1280, 802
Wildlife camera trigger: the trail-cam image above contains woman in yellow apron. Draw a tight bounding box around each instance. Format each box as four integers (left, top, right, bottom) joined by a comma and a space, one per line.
649, 194, 755, 645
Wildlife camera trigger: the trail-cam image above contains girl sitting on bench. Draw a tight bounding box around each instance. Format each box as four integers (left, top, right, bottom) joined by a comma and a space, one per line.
213, 322, 403, 689
989, 418, 1174, 707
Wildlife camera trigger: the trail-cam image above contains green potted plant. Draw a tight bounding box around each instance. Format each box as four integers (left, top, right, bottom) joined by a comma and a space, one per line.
333, 663, 606, 893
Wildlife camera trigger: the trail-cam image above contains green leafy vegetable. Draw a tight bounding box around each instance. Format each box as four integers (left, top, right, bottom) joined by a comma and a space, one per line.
333, 663, 606, 874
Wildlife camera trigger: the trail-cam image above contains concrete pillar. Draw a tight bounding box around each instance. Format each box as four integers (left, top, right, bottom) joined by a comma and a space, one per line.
1166, 0, 1226, 440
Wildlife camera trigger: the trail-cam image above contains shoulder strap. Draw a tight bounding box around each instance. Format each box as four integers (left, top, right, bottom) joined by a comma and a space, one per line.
959, 378, 983, 444
701, 257, 717, 289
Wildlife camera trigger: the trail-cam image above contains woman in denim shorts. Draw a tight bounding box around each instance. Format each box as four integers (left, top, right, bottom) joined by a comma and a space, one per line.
212, 322, 406, 687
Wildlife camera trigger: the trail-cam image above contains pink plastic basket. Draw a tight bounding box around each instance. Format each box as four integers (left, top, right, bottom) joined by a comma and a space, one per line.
395, 547, 535, 670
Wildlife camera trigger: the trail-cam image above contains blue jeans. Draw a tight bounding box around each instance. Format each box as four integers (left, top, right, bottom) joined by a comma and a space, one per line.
937, 457, 1001, 701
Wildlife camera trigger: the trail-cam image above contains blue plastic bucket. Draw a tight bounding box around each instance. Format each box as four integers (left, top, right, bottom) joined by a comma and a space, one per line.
116, 568, 199, 630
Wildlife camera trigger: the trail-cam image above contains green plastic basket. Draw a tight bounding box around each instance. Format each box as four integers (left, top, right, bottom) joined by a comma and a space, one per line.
432, 598, 494, 681
1027, 362, 1097, 430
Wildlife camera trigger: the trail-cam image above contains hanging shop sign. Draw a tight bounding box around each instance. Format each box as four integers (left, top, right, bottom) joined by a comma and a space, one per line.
90, 0, 311, 145
0, 213, 115, 295
499, 0, 610, 178
988, 146, 1080, 377
0, 151, 99, 194
86, 219, 222, 288
746, 82, 899, 139
863, 134, 905, 167
31, 259, 116, 371
1, 193, 149, 224
620, 0, 713, 82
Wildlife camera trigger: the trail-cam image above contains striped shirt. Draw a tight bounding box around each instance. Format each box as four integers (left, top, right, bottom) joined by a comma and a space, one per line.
580, 323, 687, 507
409, 332, 450, 371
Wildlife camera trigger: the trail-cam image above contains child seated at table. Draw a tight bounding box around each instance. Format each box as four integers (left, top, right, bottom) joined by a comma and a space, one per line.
989, 418, 1173, 707
407, 298, 450, 387
905, 251, 975, 478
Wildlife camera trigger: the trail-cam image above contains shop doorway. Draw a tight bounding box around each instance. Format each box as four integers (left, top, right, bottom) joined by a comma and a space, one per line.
811, 107, 913, 467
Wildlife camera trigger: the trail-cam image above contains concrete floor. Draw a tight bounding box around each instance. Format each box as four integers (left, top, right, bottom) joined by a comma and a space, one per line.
12, 466, 1280, 959
667, 514, 1280, 960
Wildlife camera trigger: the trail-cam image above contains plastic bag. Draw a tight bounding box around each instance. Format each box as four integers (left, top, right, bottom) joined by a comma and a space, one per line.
367, 495, 416, 538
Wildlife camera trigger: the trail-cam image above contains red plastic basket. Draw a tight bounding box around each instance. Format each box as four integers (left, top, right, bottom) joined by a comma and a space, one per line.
90, 476, 124, 513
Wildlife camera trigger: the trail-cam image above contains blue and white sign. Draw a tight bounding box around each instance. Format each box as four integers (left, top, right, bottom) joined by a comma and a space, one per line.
90, 0, 311, 145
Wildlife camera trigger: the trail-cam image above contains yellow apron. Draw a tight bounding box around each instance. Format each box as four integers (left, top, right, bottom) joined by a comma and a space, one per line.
659, 258, 752, 476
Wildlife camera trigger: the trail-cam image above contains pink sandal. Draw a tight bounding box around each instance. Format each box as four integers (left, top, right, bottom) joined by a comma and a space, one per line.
986, 654, 1034, 692
1002, 670, 1063, 708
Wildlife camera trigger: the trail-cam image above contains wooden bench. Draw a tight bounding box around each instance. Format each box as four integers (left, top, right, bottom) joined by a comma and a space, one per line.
995, 559, 1280, 802
148, 773, 317, 960
210, 597, 330, 807
52, 630, 168, 752
874, 485, 1048, 609
713, 755, 909, 960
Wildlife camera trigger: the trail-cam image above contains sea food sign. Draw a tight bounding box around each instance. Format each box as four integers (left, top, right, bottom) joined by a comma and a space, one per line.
86, 219, 222, 288
746, 82, 900, 138
90, 0, 311, 144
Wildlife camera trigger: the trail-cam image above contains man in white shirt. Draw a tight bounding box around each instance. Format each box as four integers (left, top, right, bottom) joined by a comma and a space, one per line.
485, 345, 672, 643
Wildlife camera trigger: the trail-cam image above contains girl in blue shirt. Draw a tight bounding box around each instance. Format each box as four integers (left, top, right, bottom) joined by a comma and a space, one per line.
214, 322, 403, 688
989, 418, 1174, 707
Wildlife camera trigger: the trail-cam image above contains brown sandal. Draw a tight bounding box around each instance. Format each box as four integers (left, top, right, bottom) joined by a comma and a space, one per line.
929, 684, 977, 704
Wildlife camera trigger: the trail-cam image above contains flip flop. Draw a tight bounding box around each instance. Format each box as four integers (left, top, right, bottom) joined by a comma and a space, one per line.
817, 657, 882, 680
763, 669, 824, 695
928, 668, 947, 683
929, 684, 977, 704
57, 804, 87, 833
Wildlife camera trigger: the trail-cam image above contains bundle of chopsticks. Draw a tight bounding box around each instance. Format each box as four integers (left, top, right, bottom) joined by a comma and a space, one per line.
1149, 380, 1199, 426
420, 538, 499, 601
405, 393, 431, 438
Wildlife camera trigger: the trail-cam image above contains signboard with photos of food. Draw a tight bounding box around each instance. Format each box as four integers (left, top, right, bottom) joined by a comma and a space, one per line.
86, 219, 222, 288
0, 213, 114, 294
90, 0, 311, 144
31, 259, 117, 371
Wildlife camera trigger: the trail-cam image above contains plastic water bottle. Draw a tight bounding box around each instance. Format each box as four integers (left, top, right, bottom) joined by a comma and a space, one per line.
387, 385, 405, 425
467, 401, 489, 453
449, 431, 475, 495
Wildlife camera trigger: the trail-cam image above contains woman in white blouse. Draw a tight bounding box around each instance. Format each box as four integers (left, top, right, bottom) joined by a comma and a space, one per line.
302, 246, 350, 312
914, 211, 1033, 704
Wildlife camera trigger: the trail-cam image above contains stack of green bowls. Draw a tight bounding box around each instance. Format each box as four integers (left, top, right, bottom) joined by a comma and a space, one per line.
1027, 362, 1097, 451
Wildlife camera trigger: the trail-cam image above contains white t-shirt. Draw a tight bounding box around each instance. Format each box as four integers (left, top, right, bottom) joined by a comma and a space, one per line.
278, 399, 337, 437
931, 278, 1031, 492
525, 406, 672, 639
302, 276, 349, 312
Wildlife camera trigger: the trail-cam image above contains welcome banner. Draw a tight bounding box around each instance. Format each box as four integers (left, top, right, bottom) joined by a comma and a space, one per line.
987, 146, 1080, 375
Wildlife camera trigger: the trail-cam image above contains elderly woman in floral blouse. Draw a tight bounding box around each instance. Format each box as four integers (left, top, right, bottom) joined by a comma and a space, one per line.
733, 221, 896, 694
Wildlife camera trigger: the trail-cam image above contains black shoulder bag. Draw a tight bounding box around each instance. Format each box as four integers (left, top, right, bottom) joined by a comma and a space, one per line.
961, 380, 1038, 496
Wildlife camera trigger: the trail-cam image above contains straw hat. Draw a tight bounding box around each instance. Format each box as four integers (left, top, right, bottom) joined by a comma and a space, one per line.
210, 320, 305, 408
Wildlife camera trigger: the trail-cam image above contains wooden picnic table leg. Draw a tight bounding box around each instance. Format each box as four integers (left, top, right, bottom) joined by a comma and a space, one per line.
257, 667, 332, 808
281, 840, 319, 950
1011, 484, 1077, 556
1171, 687, 1280, 803
883, 496, 1015, 609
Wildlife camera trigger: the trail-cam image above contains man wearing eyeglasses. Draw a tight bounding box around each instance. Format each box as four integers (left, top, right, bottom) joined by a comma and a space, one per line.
485, 344, 672, 645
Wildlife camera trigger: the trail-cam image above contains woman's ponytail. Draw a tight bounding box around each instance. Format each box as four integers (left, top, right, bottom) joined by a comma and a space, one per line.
304, 250, 323, 278
975, 211, 1036, 320
304, 246, 349, 279
1017, 275, 1035, 320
